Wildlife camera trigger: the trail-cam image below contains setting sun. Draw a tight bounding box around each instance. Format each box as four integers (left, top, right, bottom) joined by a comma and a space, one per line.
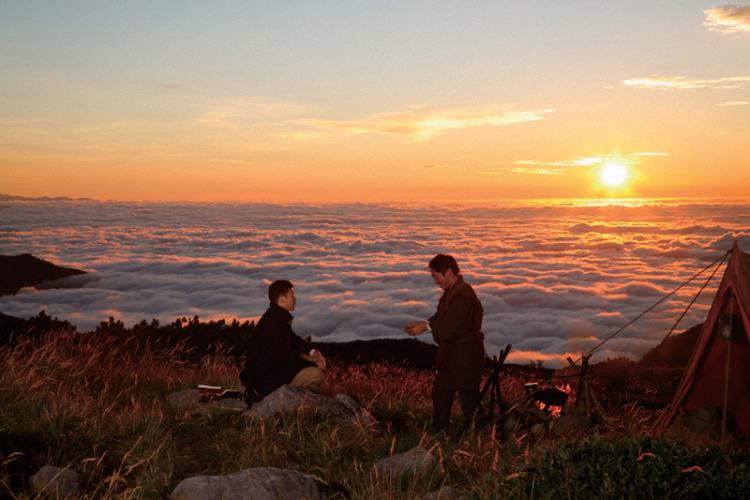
600, 162, 629, 188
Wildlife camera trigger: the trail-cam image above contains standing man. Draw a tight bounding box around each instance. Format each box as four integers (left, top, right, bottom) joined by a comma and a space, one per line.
405, 254, 485, 435
240, 280, 327, 403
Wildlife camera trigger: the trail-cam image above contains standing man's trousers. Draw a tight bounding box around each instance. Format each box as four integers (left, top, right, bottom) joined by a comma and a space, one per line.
431, 368, 481, 434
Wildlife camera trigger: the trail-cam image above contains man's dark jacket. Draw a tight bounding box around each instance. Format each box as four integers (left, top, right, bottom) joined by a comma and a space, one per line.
428, 276, 485, 389
240, 304, 316, 401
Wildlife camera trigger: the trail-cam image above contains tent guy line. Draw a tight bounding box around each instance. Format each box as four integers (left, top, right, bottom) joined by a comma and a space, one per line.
661, 251, 730, 343
572, 248, 732, 366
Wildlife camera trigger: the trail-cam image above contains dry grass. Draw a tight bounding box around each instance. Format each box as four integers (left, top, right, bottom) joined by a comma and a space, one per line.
1, 330, 748, 499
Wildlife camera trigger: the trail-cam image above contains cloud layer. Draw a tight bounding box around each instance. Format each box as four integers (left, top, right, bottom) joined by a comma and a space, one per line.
0, 199, 748, 367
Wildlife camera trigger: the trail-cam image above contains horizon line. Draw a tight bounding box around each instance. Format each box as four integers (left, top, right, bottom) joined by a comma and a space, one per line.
3, 192, 750, 207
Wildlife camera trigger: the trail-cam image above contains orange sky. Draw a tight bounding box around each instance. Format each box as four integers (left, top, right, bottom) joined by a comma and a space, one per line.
1, 2, 749, 202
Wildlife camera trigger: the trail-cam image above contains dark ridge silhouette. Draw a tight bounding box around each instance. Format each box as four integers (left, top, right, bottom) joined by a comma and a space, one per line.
638, 323, 702, 368
0, 310, 77, 345
91, 316, 441, 369
91, 316, 256, 363
0, 311, 543, 373
0, 254, 86, 296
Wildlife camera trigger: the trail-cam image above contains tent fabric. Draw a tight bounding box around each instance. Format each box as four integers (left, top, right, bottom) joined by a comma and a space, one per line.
653, 243, 750, 437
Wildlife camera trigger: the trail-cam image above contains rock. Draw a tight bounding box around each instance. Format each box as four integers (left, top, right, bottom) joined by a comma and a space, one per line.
332, 393, 361, 414
373, 446, 435, 477
214, 398, 249, 412
244, 386, 372, 426
245, 386, 330, 419
170, 466, 319, 500
550, 412, 592, 437
167, 389, 248, 413
422, 485, 466, 500
333, 393, 377, 428
30, 466, 80, 498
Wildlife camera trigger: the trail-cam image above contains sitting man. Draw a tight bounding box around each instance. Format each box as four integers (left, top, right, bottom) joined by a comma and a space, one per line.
240, 280, 326, 403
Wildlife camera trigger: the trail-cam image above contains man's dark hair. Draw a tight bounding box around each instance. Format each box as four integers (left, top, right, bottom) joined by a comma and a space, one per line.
429, 254, 460, 275
268, 280, 293, 304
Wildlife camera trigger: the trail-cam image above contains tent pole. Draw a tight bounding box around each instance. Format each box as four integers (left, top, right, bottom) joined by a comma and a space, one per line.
721, 295, 734, 446
721, 339, 731, 445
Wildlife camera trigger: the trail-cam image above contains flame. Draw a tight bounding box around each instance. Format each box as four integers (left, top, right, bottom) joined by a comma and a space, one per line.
537, 383, 572, 418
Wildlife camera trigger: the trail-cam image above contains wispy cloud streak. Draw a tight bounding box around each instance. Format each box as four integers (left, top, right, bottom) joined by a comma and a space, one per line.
514, 157, 601, 168
294, 106, 555, 142
509, 167, 565, 175
622, 75, 750, 90
632, 152, 670, 157
716, 100, 750, 106
510, 152, 669, 175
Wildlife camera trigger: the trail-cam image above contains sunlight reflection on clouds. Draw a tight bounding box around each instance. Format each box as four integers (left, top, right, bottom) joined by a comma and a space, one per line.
0, 200, 748, 367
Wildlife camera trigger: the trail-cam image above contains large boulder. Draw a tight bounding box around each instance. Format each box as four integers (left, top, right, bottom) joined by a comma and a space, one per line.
373, 446, 435, 477
170, 466, 319, 500
244, 386, 374, 427
30, 466, 80, 498
167, 390, 248, 413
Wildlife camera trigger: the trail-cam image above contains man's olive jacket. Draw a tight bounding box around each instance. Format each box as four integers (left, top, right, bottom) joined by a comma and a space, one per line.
428, 276, 485, 389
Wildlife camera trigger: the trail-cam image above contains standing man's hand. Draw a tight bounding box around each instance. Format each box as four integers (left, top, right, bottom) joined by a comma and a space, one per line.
404, 320, 429, 336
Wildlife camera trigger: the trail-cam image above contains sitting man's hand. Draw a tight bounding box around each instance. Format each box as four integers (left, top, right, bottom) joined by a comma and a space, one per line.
309, 349, 327, 370
404, 320, 428, 336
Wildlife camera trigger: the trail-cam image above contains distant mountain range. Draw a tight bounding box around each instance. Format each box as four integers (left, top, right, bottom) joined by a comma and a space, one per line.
0, 193, 93, 202
0, 254, 87, 296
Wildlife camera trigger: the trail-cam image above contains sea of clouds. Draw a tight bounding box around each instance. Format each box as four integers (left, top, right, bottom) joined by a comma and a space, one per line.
1, 199, 748, 366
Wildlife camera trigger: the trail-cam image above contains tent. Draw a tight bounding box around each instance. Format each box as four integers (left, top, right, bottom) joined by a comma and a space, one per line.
654, 241, 750, 438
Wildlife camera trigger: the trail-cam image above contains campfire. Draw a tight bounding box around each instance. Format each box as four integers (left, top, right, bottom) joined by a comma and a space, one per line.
527, 382, 572, 418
